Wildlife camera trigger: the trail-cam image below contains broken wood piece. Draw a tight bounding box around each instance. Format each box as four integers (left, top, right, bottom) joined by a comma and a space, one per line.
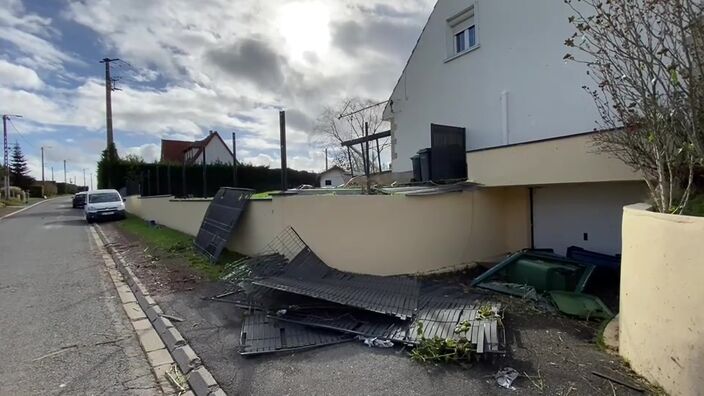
592, 370, 645, 393
161, 314, 185, 322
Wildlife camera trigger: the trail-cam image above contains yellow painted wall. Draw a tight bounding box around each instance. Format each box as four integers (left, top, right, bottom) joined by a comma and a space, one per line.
620, 204, 704, 395
466, 133, 641, 186
127, 188, 530, 275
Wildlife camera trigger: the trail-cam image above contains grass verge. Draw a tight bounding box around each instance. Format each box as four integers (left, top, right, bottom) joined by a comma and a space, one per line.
115, 214, 243, 280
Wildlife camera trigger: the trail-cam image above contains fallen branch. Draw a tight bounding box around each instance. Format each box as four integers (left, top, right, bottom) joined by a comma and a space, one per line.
592, 370, 645, 393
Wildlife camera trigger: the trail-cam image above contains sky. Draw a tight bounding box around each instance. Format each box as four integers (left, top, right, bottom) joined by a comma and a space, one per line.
0, 0, 434, 186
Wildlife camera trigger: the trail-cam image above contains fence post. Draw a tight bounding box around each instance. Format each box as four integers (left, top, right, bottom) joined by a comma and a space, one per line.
202, 148, 207, 198
232, 132, 237, 187
279, 110, 287, 191
167, 164, 171, 195
146, 169, 151, 196
182, 159, 186, 197
155, 163, 160, 195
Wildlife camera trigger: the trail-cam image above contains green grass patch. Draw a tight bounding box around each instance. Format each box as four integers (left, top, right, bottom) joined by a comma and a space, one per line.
683, 193, 704, 217
116, 214, 243, 280
250, 191, 276, 200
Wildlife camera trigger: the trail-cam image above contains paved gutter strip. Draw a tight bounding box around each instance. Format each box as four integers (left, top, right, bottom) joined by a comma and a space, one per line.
93, 224, 226, 396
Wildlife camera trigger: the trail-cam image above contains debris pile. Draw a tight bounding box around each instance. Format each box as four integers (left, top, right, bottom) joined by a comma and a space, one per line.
471, 250, 614, 320
217, 227, 506, 358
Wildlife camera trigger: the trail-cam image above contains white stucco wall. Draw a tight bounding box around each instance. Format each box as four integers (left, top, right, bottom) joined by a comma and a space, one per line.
319, 169, 349, 187
194, 137, 232, 165
532, 182, 647, 255
387, 0, 597, 171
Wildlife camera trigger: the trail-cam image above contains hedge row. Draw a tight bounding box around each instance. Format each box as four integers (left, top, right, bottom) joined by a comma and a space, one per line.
102, 162, 318, 197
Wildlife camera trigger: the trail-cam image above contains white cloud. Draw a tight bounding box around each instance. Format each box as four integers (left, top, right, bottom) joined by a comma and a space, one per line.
3, 0, 434, 173
244, 153, 276, 167
0, 0, 75, 71
0, 59, 43, 89
125, 143, 160, 163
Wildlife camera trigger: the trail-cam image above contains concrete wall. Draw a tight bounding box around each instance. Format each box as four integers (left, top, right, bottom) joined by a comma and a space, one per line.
466, 133, 641, 186
126, 188, 531, 275
386, 0, 600, 171
620, 204, 704, 395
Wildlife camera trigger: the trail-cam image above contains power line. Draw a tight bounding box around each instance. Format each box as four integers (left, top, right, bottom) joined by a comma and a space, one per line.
7, 118, 36, 149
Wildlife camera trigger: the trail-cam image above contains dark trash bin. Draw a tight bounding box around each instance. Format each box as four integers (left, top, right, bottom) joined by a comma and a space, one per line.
411, 155, 421, 182
417, 148, 432, 182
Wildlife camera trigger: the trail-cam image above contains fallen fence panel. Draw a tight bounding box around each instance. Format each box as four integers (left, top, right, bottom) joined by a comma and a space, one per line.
194, 187, 254, 262
240, 312, 353, 356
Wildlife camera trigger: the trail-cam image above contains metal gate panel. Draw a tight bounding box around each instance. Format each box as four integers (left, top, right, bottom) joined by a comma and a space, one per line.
194, 187, 254, 261
430, 123, 467, 181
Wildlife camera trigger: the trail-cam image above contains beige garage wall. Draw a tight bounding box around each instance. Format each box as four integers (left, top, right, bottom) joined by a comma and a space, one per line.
466, 133, 641, 186
125, 188, 531, 275
620, 204, 704, 396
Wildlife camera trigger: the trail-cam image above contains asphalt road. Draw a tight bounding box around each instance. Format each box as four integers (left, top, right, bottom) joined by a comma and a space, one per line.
0, 198, 159, 395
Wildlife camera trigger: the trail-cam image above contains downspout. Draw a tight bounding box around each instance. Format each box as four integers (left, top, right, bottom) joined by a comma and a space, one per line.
529, 187, 535, 250
501, 91, 509, 145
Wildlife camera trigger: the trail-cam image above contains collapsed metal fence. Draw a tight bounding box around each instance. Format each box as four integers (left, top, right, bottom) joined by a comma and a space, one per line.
217, 226, 506, 357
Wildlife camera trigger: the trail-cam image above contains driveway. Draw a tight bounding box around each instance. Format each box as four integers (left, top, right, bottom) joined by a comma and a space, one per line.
0, 198, 160, 395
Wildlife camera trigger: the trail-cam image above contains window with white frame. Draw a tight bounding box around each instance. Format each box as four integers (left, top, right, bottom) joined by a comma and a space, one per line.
447, 6, 477, 58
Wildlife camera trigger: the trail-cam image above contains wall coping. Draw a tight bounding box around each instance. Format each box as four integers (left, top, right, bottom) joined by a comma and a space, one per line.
138, 195, 174, 200
624, 203, 704, 224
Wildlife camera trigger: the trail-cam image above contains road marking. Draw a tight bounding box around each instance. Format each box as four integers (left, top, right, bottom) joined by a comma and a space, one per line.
0, 197, 58, 221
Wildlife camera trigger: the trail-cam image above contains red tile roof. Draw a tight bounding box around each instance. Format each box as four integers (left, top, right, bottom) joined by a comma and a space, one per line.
160, 139, 194, 163
160, 131, 233, 164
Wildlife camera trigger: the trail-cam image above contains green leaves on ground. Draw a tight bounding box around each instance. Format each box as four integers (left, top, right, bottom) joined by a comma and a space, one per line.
410, 320, 474, 365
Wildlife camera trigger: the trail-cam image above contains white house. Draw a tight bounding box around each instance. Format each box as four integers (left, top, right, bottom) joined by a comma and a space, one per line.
383, 0, 646, 255
161, 131, 234, 165
318, 166, 351, 188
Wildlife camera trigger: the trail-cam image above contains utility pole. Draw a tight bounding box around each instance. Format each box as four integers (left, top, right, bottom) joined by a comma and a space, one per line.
2, 115, 8, 200
90, 173, 93, 190
63, 160, 67, 183
41, 146, 45, 184
325, 148, 328, 170
3, 114, 21, 199
51, 166, 54, 181
100, 58, 119, 149
82, 168, 87, 187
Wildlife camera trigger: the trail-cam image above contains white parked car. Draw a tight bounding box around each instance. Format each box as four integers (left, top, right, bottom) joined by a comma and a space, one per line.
84, 189, 126, 223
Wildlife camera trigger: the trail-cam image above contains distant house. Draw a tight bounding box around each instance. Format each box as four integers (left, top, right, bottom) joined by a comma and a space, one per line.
318, 166, 351, 188
161, 131, 233, 165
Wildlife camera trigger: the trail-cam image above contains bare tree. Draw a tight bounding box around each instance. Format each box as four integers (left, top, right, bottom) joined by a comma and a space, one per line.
313, 97, 390, 174
564, 0, 704, 213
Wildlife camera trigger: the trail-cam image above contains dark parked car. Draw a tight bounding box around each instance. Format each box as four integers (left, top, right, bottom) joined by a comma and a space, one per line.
72, 191, 87, 208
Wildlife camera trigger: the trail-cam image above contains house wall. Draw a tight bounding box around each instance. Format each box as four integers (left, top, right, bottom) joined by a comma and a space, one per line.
466, 134, 641, 186
125, 188, 531, 275
202, 137, 233, 165
619, 204, 704, 396
532, 182, 647, 255
319, 169, 348, 187
386, 0, 598, 172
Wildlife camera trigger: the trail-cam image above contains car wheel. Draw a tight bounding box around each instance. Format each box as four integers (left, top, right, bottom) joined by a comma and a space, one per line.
86, 217, 93, 224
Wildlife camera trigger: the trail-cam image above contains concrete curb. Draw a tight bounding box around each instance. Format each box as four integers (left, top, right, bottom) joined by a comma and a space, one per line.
0, 197, 57, 221
94, 224, 226, 396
